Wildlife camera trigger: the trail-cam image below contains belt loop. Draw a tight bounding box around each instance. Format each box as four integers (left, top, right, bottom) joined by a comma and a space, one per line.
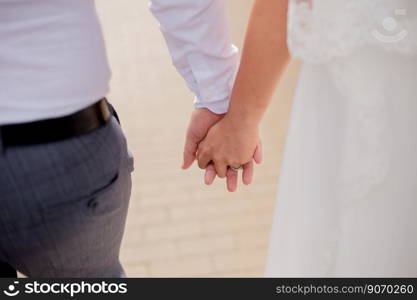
107, 100, 121, 125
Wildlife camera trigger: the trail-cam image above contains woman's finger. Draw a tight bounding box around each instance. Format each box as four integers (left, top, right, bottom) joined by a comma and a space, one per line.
197, 143, 212, 169
204, 164, 217, 185
242, 161, 254, 185
226, 167, 238, 192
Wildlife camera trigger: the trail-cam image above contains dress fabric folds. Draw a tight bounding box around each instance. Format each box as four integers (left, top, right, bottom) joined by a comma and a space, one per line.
266, 0, 417, 276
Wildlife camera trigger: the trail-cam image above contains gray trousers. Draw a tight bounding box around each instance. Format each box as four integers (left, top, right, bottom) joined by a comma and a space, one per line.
0, 117, 134, 277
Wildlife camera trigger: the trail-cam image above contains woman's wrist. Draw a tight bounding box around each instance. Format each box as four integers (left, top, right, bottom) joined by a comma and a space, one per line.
224, 108, 261, 129
226, 100, 265, 127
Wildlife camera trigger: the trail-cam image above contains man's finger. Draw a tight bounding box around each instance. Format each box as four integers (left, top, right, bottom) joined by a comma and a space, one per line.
226, 168, 238, 192
204, 164, 217, 185
254, 140, 263, 164
182, 135, 197, 169
213, 162, 228, 178
242, 161, 254, 185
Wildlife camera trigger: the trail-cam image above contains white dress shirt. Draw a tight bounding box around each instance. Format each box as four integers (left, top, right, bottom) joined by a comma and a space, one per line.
0, 0, 238, 125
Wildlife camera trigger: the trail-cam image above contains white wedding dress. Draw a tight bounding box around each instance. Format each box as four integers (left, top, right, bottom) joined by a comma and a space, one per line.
266, 0, 417, 277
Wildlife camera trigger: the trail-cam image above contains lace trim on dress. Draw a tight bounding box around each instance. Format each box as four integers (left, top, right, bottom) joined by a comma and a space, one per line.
288, 0, 417, 63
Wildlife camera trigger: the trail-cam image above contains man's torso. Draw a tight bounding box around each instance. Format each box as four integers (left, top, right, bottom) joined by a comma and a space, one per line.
0, 0, 111, 125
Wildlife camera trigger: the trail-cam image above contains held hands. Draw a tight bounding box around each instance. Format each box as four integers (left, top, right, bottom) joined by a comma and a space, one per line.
183, 108, 262, 192
179, 0, 289, 192
182, 108, 224, 170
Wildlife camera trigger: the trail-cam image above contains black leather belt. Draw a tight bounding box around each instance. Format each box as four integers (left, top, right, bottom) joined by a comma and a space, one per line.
0, 98, 112, 147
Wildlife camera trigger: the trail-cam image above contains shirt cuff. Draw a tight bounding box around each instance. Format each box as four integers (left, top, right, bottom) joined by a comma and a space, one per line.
193, 94, 230, 114
194, 97, 229, 114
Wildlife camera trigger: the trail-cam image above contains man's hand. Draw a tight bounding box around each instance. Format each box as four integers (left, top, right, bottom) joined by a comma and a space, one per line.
182, 108, 224, 169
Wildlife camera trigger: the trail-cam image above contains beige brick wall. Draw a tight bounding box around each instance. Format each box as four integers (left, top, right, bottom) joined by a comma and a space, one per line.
96, 0, 300, 277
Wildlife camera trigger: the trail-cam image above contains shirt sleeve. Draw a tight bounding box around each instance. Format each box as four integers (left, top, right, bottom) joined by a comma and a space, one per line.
149, 0, 239, 114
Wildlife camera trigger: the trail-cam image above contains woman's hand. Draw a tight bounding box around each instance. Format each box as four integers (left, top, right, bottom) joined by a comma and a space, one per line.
197, 114, 262, 184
